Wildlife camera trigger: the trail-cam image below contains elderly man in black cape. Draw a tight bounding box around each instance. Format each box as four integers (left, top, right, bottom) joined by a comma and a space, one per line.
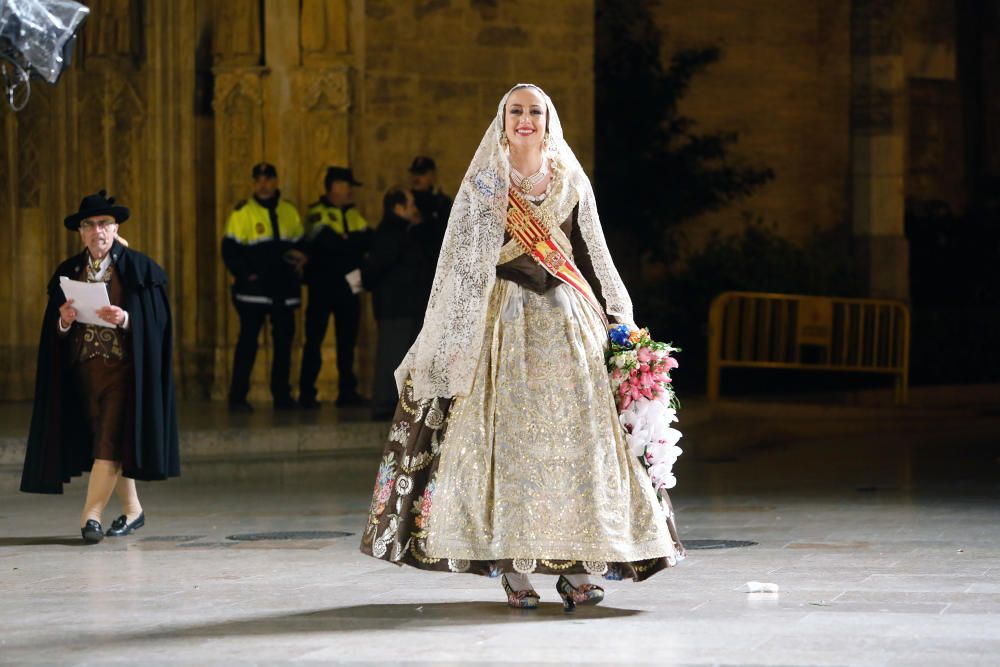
20, 190, 179, 544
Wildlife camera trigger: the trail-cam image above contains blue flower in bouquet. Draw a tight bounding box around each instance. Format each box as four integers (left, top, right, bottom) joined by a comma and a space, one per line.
609, 324, 633, 348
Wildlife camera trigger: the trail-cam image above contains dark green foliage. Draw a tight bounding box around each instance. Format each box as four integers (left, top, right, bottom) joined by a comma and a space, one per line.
595, 0, 774, 244
595, 0, 858, 392
638, 218, 860, 390
674, 216, 859, 300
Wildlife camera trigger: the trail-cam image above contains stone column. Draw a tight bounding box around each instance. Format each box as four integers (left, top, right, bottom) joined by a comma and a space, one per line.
851, 0, 910, 300
263, 0, 300, 197
0, 85, 60, 399
145, 0, 200, 396
211, 0, 267, 400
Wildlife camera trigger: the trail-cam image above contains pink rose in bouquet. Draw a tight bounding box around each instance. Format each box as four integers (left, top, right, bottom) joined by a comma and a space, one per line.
607, 326, 683, 497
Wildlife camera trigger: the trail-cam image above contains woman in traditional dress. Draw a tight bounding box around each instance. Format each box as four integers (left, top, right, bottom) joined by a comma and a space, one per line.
360, 84, 684, 610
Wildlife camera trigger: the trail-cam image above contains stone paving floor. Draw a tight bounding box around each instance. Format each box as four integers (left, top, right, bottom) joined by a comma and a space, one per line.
1, 422, 999, 665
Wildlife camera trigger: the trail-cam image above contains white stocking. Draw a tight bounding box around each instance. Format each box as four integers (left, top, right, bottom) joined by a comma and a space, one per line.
114, 475, 143, 522
80, 459, 121, 527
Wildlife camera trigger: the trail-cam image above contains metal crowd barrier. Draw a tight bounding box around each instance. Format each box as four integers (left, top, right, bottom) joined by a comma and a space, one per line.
707, 291, 910, 405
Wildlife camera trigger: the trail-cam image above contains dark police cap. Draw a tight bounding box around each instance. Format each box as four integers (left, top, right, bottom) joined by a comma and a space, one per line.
408, 156, 437, 174
252, 162, 278, 179
64, 190, 130, 230
325, 166, 362, 187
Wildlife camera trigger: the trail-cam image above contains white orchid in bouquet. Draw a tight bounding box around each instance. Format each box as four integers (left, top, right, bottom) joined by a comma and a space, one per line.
607, 324, 683, 495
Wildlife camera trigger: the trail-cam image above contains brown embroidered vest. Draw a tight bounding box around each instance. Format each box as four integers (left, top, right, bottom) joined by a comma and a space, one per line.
68, 262, 128, 364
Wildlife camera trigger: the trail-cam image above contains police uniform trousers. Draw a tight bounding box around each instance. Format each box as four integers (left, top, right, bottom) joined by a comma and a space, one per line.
300, 289, 359, 401
230, 301, 295, 403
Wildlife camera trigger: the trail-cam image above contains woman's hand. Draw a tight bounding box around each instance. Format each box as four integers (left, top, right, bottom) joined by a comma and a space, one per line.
59, 299, 77, 327
96, 305, 127, 327
608, 321, 637, 332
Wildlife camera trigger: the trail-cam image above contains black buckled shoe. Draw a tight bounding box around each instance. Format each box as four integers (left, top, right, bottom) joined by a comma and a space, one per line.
105, 512, 144, 537
81, 519, 104, 544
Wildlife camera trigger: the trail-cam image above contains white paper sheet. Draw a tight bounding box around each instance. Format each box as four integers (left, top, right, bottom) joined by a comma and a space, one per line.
344, 269, 363, 295
59, 276, 114, 327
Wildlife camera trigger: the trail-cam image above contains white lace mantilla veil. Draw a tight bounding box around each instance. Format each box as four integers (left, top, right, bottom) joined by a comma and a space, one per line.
396, 83, 636, 400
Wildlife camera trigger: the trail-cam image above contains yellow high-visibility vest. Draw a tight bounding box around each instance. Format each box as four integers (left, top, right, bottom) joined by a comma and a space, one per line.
306, 201, 369, 238
225, 197, 303, 245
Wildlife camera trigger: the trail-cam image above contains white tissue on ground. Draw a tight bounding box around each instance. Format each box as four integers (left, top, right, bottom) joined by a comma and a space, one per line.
746, 581, 780, 593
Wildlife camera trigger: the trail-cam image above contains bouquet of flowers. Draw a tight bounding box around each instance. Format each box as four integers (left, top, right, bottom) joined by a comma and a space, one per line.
607, 325, 683, 495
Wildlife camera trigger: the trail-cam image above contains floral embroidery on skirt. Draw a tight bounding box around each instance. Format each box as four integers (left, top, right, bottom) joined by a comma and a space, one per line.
359, 282, 685, 582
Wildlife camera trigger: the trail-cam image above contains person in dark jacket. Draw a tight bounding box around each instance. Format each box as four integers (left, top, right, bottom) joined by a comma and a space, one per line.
362, 187, 434, 420
21, 190, 179, 544
408, 156, 452, 265
298, 166, 373, 409
222, 162, 307, 412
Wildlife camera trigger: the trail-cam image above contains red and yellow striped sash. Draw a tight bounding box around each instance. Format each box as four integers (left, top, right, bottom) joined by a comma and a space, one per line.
505, 187, 608, 326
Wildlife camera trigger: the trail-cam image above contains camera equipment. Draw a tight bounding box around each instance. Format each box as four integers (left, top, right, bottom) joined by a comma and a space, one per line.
0, 0, 89, 111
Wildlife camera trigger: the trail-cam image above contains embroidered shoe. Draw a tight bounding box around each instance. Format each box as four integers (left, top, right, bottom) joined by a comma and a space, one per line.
501, 573, 540, 610
555, 574, 605, 612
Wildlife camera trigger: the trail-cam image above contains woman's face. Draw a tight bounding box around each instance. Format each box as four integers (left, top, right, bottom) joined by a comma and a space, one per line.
503, 87, 547, 151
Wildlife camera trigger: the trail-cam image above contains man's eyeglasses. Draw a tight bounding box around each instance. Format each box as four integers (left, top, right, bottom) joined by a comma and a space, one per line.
80, 219, 116, 231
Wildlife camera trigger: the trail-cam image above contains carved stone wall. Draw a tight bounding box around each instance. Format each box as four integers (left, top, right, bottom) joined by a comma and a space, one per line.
293, 66, 351, 198
649, 1, 853, 249
354, 1, 596, 224
0, 0, 595, 401
1, 84, 59, 399
0, 0, 198, 400
0, 0, 357, 402
208, 0, 354, 401
211, 67, 267, 400
4, 0, 991, 398
850, 0, 910, 300
301, 0, 350, 62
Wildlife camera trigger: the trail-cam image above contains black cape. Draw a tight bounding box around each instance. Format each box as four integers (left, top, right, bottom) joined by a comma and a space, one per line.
20, 241, 180, 493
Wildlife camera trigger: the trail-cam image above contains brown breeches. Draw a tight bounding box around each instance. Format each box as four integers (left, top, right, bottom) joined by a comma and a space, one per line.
76, 358, 133, 461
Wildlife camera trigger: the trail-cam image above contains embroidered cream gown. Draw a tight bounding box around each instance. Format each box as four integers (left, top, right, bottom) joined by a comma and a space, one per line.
360, 177, 684, 580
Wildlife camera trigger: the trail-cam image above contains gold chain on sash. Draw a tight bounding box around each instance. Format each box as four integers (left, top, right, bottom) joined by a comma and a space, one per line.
505, 187, 609, 327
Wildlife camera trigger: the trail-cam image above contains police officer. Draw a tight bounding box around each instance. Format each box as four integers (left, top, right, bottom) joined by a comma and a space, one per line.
408, 156, 452, 265
298, 166, 372, 408
222, 162, 307, 412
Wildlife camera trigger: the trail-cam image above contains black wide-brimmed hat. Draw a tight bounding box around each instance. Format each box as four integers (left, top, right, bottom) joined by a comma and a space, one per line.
64, 190, 130, 230
325, 166, 362, 188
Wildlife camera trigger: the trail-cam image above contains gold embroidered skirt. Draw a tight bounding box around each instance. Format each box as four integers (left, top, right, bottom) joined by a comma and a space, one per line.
360, 280, 684, 580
